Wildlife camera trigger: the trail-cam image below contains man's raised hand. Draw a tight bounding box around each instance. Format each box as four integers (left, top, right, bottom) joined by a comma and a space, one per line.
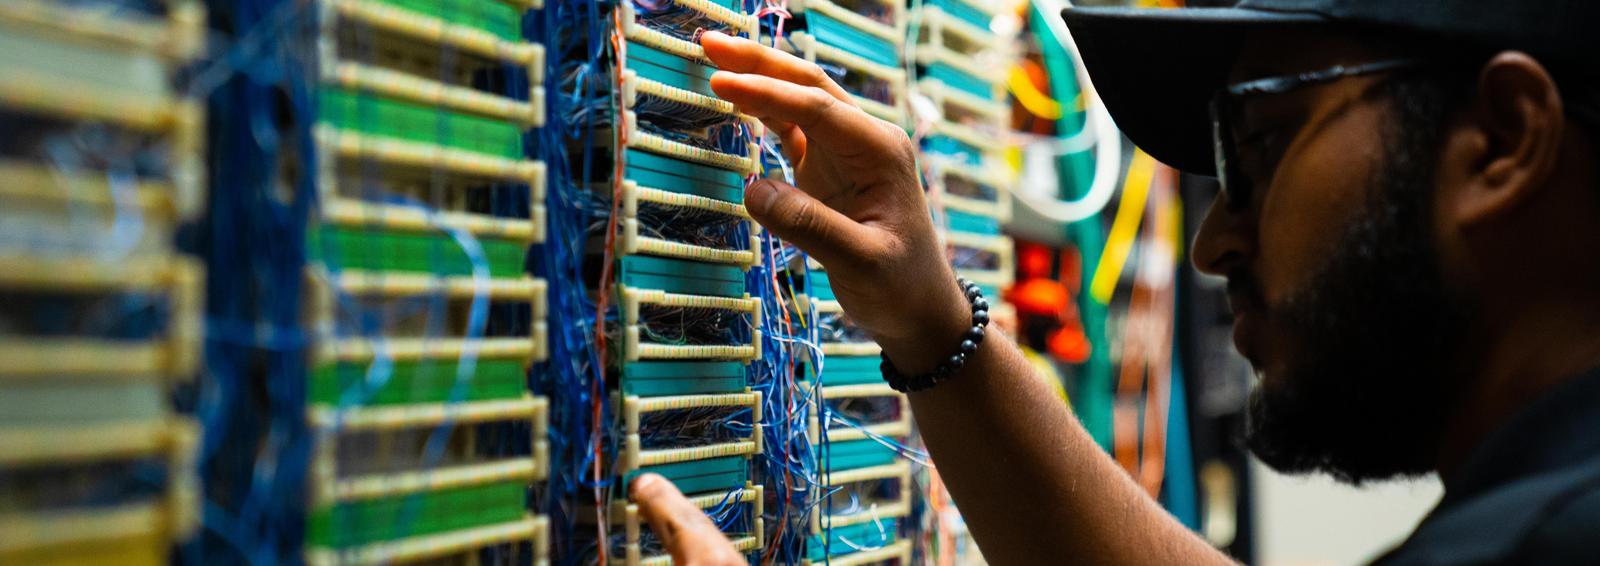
701, 31, 970, 371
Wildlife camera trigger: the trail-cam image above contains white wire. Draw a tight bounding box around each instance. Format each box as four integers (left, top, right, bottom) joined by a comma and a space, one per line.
1010, 0, 1124, 224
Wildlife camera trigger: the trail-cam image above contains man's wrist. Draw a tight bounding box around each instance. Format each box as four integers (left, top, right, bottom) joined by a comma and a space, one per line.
873, 275, 977, 377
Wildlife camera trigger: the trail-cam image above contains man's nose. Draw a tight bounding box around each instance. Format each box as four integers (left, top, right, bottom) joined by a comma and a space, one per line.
1191, 191, 1257, 277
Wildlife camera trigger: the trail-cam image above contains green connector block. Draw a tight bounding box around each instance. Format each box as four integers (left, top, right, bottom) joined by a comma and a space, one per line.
806, 519, 899, 561
625, 42, 718, 98
307, 225, 527, 278
310, 359, 526, 406
945, 209, 1002, 235
622, 456, 748, 496
624, 149, 744, 204
621, 360, 747, 397
926, 63, 993, 102
368, 0, 522, 41
816, 439, 900, 473
619, 255, 746, 298
806, 355, 879, 388
307, 481, 526, 548
319, 88, 525, 159
928, 0, 991, 31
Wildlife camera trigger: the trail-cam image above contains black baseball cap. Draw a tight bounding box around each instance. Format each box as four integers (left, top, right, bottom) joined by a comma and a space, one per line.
1061, 0, 1600, 175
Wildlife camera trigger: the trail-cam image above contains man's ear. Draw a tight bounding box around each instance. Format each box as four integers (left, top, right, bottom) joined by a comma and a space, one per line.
1444, 51, 1566, 225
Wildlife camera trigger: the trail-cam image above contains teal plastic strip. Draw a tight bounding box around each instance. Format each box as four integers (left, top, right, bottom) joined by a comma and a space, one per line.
622, 456, 748, 496
625, 42, 717, 98
945, 209, 1002, 235
816, 439, 899, 472
622, 360, 747, 396
806, 11, 898, 68
809, 355, 879, 387
922, 134, 984, 166
625, 149, 745, 204
928, 0, 990, 30
806, 519, 899, 560
809, 271, 836, 301
926, 63, 993, 101
620, 256, 747, 298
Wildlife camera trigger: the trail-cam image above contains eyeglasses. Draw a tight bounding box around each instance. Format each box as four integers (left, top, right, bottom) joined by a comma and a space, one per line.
1210, 59, 1427, 210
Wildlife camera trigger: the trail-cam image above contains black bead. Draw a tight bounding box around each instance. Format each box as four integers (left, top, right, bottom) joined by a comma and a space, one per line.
947, 354, 965, 370
972, 309, 989, 326
967, 325, 986, 343
972, 297, 989, 312
965, 286, 981, 300
959, 339, 976, 353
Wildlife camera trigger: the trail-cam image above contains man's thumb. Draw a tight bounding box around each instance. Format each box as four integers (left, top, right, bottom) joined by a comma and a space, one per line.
745, 178, 873, 270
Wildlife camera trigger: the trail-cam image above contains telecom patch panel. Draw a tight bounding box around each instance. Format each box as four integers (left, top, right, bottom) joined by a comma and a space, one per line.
538, 0, 773, 562
944, 229, 1016, 299
910, 0, 1011, 183
805, 462, 913, 566
782, 0, 910, 126
617, 256, 765, 362
804, 295, 883, 358
614, 392, 766, 564
911, 0, 1017, 326
0, 0, 204, 563
798, 263, 914, 565
303, 0, 551, 562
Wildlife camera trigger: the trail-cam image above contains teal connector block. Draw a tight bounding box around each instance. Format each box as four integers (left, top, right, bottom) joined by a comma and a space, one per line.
944, 209, 1003, 235
807, 11, 898, 68
922, 134, 985, 166
621, 360, 748, 397
626, 42, 718, 98
816, 439, 899, 472
624, 149, 746, 204
925, 63, 993, 101
622, 456, 749, 496
809, 271, 837, 301
808, 355, 880, 387
806, 519, 899, 561
928, 0, 990, 30
619, 255, 747, 298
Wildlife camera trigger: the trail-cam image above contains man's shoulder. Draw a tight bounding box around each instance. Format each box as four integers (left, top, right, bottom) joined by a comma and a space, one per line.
1516, 482, 1600, 563
1372, 456, 1600, 565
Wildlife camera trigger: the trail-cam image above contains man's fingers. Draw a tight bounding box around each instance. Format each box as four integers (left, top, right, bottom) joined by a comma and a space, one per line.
745, 178, 882, 271
630, 474, 745, 565
699, 30, 853, 104
759, 119, 807, 165
711, 72, 882, 154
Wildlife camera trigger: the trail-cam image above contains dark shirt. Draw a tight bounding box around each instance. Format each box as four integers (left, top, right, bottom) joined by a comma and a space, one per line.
1370, 369, 1600, 565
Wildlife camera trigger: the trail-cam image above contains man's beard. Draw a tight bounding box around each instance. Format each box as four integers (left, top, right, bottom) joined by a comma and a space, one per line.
1241, 96, 1470, 484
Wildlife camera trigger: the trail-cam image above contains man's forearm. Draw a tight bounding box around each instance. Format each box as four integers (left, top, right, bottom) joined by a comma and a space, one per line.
892, 324, 1233, 565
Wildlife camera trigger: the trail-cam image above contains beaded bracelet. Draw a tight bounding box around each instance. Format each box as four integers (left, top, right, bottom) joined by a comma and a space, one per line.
879, 276, 990, 393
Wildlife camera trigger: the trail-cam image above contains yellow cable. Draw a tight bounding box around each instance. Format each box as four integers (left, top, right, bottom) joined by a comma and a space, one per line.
1089, 150, 1156, 304
1007, 66, 1063, 120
